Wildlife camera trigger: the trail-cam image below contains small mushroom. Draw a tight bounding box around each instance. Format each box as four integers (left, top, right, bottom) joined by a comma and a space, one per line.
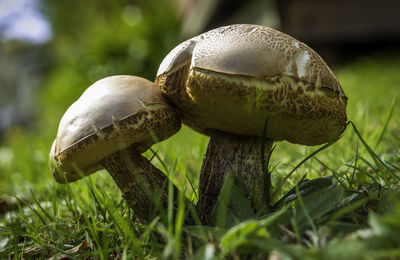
156, 24, 348, 223
49, 75, 181, 222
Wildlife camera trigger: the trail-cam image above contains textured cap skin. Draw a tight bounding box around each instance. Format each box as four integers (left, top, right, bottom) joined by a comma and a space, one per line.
51, 75, 181, 183
156, 24, 347, 145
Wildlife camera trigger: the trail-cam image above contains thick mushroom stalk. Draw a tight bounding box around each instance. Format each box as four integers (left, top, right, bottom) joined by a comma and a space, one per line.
100, 146, 177, 222
156, 24, 348, 224
50, 76, 183, 222
197, 131, 273, 223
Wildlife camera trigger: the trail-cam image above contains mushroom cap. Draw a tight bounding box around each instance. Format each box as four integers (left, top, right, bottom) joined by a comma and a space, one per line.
51, 75, 181, 183
156, 24, 347, 145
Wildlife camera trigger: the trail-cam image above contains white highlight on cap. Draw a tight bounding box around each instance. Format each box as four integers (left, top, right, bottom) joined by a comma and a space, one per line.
157, 38, 197, 76
296, 51, 310, 78
91, 123, 104, 138
136, 99, 147, 108
246, 26, 258, 35
284, 60, 294, 76
112, 115, 120, 130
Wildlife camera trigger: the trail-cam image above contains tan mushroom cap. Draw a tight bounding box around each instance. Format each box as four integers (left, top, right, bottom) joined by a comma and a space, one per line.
156, 24, 347, 145
51, 75, 181, 183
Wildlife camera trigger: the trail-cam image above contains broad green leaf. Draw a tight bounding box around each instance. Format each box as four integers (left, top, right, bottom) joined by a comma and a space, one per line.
220, 207, 288, 255
211, 173, 254, 228
220, 220, 268, 255
283, 176, 334, 205
292, 181, 346, 230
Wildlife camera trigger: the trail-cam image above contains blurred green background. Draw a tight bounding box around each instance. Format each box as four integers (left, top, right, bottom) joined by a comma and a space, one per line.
0, 0, 399, 199
1, 1, 400, 258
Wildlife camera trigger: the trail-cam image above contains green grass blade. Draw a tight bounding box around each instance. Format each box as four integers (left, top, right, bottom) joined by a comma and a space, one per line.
185, 174, 198, 202
349, 121, 400, 181
174, 191, 186, 259
375, 94, 397, 148
271, 141, 337, 202
15, 196, 47, 226
317, 196, 370, 225
294, 185, 318, 235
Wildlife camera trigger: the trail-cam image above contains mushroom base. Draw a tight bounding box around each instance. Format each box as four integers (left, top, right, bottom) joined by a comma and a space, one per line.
100, 145, 177, 223
197, 131, 273, 224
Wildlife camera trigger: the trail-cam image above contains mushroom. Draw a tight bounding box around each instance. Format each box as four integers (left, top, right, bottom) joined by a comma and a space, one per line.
155, 24, 348, 223
49, 75, 181, 222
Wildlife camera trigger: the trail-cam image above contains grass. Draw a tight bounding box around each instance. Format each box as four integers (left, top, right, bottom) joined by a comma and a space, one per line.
0, 54, 400, 259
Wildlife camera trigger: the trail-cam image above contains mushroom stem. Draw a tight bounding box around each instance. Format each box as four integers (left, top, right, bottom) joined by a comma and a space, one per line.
197, 130, 273, 224
100, 145, 178, 223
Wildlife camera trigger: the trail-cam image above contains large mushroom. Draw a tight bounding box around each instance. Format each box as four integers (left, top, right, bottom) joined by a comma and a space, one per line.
155, 24, 348, 223
50, 75, 181, 222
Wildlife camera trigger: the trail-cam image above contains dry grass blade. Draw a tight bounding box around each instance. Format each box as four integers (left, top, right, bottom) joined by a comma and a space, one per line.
48, 240, 91, 260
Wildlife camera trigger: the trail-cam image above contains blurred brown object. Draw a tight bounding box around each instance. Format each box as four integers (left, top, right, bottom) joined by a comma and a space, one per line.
175, 0, 400, 43
278, 0, 400, 45
0, 197, 18, 215
174, 0, 279, 37
173, 0, 400, 64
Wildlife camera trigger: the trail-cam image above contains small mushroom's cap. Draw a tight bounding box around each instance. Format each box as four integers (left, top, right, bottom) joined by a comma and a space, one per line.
156, 24, 347, 145
51, 75, 181, 183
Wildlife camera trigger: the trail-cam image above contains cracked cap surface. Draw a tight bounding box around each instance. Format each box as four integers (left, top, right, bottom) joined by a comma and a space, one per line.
50, 75, 181, 183
156, 24, 347, 145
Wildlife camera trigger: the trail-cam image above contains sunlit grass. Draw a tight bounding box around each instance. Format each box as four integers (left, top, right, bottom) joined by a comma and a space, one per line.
0, 55, 399, 258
